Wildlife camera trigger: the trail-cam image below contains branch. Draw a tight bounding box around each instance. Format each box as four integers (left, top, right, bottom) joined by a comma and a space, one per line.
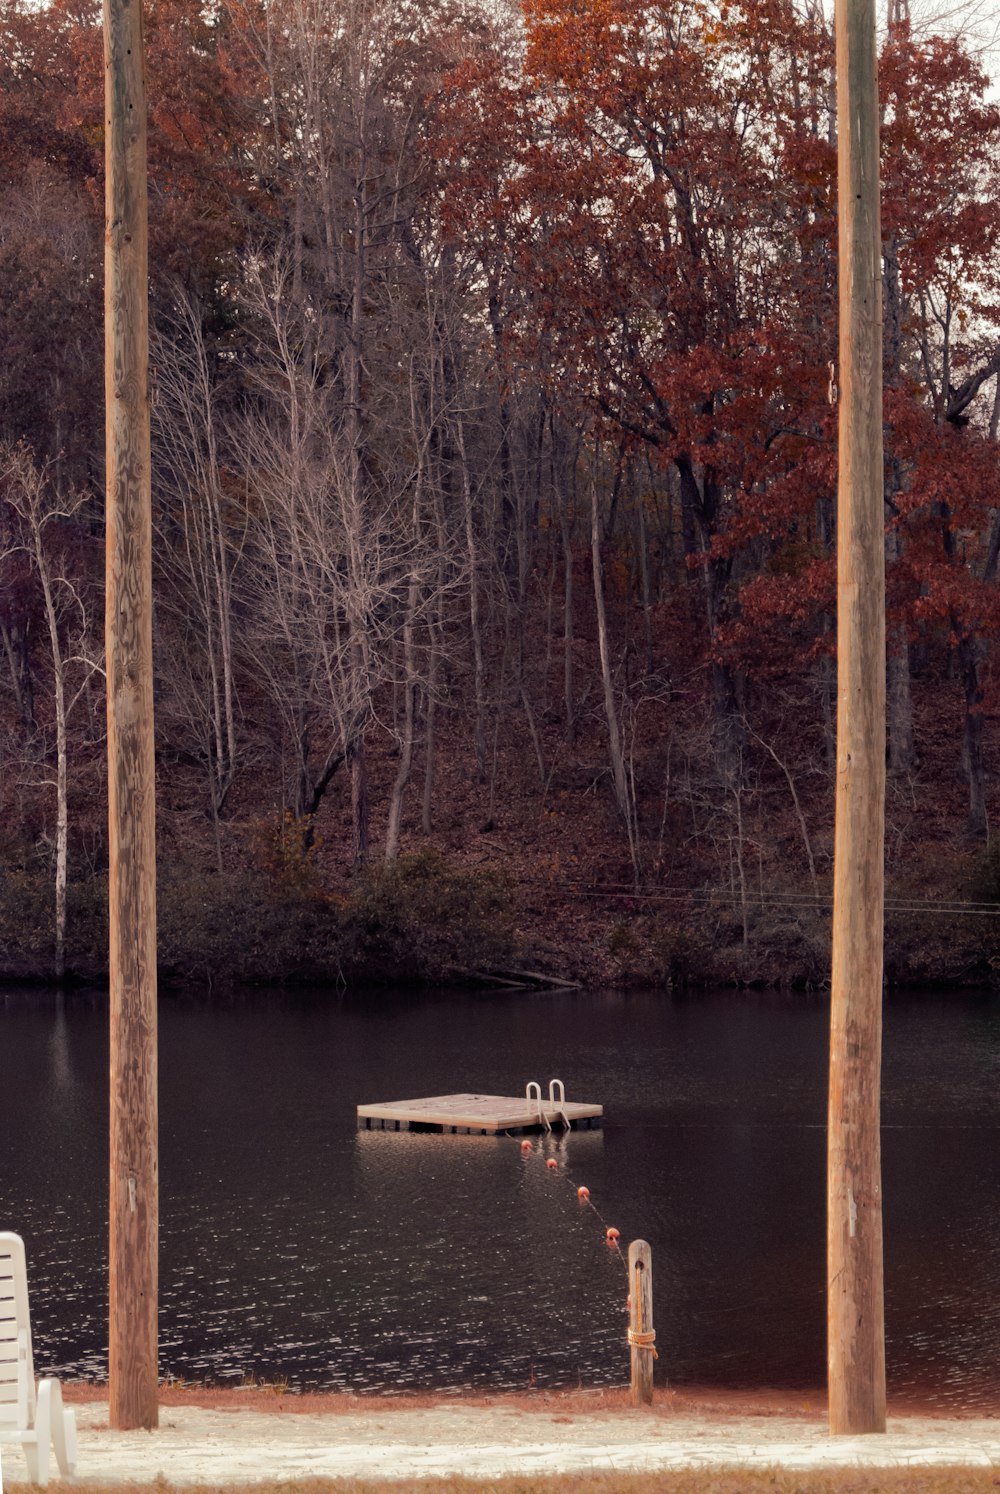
945, 343, 1000, 425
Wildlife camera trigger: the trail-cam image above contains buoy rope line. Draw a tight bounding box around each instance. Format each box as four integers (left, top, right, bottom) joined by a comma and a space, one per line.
519, 1138, 630, 1276
567, 1169, 630, 1275
516, 1136, 844, 1390
515, 1138, 852, 1386
517, 1140, 831, 1314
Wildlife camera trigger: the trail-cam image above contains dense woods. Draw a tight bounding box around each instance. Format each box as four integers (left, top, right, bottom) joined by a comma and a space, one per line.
1, 0, 1000, 987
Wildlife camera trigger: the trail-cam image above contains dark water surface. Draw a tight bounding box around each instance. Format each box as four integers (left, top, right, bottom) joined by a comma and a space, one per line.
1, 985, 998, 1404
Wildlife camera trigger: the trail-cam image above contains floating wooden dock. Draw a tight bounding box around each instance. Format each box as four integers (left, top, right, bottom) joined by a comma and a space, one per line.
357, 1082, 602, 1135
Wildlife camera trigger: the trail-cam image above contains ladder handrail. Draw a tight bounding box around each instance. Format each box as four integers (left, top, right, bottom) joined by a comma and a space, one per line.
525, 1081, 551, 1131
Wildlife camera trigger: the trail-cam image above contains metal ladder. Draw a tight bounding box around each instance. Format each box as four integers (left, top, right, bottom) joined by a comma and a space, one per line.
525, 1078, 571, 1131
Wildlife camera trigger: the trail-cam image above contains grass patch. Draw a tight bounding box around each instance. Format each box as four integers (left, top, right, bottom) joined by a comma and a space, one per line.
8, 1471, 1000, 1494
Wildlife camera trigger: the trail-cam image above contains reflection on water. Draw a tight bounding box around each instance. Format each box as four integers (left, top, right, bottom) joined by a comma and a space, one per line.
0, 985, 998, 1404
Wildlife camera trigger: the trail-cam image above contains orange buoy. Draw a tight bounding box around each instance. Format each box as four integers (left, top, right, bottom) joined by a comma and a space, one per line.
520, 1139, 532, 1152
546, 1158, 558, 1170
577, 1186, 590, 1200
606, 1226, 620, 1243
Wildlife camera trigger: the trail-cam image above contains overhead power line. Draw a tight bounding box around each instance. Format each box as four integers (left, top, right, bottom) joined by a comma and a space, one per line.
524, 881, 1000, 917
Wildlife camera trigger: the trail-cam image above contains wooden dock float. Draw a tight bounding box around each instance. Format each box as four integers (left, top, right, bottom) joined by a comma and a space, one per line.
357, 1082, 602, 1135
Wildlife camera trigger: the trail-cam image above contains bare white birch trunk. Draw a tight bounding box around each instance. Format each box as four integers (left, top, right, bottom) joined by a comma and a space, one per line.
32, 528, 68, 980
591, 477, 630, 822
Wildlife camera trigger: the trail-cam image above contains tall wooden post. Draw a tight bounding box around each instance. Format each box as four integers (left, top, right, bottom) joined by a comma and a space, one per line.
105, 0, 159, 1432
828, 0, 886, 1437
627, 1239, 655, 1406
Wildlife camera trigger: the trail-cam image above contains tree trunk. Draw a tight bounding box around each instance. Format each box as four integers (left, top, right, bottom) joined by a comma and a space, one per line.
34, 550, 68, 982
956, 629, 987, 840
385, 578, 419, 861
1, 618, 36, 735
886, 624, 915, 774
456, 416, 486, 781
591, 477, 630, 822
487, 289, 518, 580
342, 122, 372, 869
559, 499, 575, 745
816, 499, 837, 771
294, 715, 310, 822
520, 685, 546, 787
819, 647, 836, 770
884, 509, 914, 775
635, 488, 654, 680
350, 733, 370, 866
422, 684, 436, 836
677, 453, 741, 772
882, 229, 915, 776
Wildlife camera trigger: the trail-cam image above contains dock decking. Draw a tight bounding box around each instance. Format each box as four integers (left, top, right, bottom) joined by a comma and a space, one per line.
357, 1091, 603, 1135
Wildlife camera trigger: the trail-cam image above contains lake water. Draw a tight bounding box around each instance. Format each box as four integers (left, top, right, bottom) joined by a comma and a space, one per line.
0, 985, 998, 1405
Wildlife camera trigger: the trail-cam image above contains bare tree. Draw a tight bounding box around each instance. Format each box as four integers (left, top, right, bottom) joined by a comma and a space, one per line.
236, 253, 454, 860
152, 291, 249, 859
1, 443, 102, 977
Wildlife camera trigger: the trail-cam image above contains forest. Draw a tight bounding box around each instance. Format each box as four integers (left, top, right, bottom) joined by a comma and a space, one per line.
1, 0, 999, 989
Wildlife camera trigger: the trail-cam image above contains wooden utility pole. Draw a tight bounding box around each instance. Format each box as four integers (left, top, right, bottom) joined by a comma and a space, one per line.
828, 0, 886, 1437
105, 0, 159, 1432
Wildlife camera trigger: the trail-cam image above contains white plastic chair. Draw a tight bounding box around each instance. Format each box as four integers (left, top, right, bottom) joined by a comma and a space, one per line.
0, 1232, 77, 1486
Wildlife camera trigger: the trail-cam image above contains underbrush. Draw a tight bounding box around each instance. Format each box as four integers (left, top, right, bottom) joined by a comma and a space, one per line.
346, 848, 515, 982
604, 867, 1000, 990
4, 834, 1000, 991
0, 869, 56, 975
0, 849, 516, 988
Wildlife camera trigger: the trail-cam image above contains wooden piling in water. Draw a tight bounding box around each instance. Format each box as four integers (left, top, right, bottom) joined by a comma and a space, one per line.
628, 1239, 655, 1406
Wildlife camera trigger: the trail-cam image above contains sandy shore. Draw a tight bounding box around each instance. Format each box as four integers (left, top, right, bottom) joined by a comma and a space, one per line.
2, 1387, 998, 1485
